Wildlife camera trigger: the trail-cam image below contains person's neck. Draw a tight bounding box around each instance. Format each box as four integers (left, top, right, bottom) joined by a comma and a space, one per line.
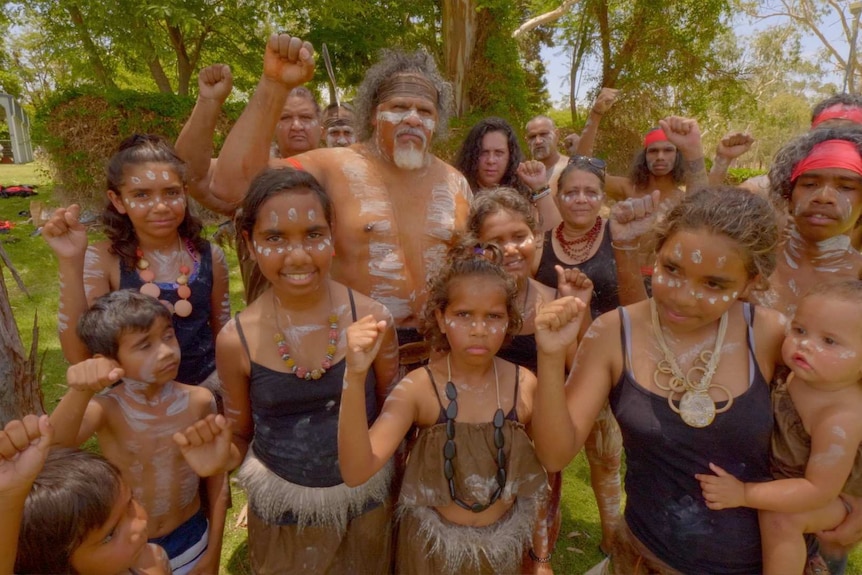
560, 217, 599, 238
272, 284, 330, 313
137, 232, 182, 253
446, 353, 497, 383
784, 222, 854, 268
120, 378, 173, 405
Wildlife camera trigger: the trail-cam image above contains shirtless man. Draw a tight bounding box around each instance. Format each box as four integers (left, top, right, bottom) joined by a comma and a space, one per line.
210, 34, 471, 357
573, 90, 708, 203
526, 115, 568, 190
752, 128, 862, 319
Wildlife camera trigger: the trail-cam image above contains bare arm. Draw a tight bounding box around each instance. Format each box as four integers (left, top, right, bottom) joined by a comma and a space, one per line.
43, 206, 111, 363
660, 116, 708, 192
699, 411, 862, 513
707, 132, 755, 187
609, 191, 658, 306
339, 317, 417, 486
209, 243, 230, 338
176, 64, 237, 216
217, 322, 252, 471
574, 88, 619, 158
49, 357, 123, 447
0, 415, 53, 575
211, 34, 315, 206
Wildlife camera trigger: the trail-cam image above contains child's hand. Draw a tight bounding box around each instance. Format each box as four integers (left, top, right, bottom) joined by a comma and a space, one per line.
42, 204, 89, 260
535, 295, 586, 356
66, 356, 124, 394
173, 414, 233, 478
696, 462, 745, 510
0, 415, 53, 496
555, 265, 593, 307
345, 315, 387, 375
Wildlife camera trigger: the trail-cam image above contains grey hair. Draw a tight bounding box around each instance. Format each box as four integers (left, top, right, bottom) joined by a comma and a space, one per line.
353, 49, 453, 142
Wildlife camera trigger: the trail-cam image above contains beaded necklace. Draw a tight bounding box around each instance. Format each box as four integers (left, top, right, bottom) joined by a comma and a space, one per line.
272, 291, 339, 380
554, 217, 602, 262
442, 355, 507, 513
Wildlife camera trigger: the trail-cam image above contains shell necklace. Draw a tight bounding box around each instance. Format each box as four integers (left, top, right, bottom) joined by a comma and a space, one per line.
650, 298, 732, 427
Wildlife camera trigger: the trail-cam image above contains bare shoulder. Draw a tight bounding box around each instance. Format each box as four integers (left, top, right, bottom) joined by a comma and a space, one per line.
513, 361, 538, 423
753, 304, 787, 346
210, 242, 226, 261
387, 365, 439, 426
182, 383, 217, 416
437, 160, 472, 196
531, 279, 556, 302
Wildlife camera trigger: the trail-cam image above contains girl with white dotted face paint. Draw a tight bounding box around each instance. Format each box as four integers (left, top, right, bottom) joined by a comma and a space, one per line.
182, 167, 400, 573
42, 134, 230, 388
339, 237, 585, 573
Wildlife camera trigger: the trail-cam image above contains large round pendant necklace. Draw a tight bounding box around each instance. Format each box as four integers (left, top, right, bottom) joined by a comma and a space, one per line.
650, 298, 732, 428
272, 291, 338, 380
442, 355, 507, 513
554, 217, 602, 262
136, 236, 194, 317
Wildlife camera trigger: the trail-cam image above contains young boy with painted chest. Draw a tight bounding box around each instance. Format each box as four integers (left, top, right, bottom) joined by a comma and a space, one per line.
50, 290, 227, 575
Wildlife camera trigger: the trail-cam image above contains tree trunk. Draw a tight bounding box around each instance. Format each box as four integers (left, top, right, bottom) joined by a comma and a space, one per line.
167, 22, 193, 96
0, 250, 42, 426
65, 4, 118, 91
443, 0, 480, 116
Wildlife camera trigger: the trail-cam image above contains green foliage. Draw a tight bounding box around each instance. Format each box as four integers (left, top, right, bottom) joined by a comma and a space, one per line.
34, 88, 241, 207
726, 167, 766, 186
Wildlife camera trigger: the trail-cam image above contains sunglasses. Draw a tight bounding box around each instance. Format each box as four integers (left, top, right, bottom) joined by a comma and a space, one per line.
567, 155, 607, 173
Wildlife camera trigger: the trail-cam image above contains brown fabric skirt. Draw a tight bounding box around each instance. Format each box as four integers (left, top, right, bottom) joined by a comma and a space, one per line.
247, 501, 392, 575
608, 521, 684, 575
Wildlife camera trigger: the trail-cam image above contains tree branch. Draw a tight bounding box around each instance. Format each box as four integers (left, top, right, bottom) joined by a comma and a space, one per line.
513, 0, 579, 38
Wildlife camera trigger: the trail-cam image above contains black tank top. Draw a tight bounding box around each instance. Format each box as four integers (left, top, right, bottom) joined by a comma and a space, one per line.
119, 240, 215, 385
426, 365, 520, 424
610, 303, 771, 574
235, 289, 378, 488
534, 226, 620, 319
497, 334, 537, 374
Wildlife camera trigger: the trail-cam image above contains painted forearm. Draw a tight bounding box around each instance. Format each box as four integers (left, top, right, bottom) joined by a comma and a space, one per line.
57, 258, 91, 363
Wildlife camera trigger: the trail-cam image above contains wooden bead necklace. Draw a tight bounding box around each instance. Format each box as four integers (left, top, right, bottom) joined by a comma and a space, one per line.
136, 237, 194, 317
272, 291, 338, 380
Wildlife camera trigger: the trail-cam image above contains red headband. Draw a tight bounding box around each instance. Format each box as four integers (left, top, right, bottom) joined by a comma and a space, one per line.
811, 104, 862, 128
643, 128, 669, 148
790, 139, 862, 182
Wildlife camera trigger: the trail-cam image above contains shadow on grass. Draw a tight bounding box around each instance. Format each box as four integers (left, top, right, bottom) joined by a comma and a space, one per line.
226, 539, 251, 575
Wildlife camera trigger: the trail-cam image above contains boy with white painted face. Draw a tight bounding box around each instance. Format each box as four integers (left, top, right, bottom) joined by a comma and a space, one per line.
752, 127, 862, 319
698, 280, 862, 575
49, 290, 227, 575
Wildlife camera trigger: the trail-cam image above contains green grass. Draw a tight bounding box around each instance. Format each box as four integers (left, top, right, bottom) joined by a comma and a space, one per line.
1, 162, 859, 574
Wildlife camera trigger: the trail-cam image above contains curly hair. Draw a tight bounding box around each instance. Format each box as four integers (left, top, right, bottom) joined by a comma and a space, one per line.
467, 186, 538, 237
102, 134, 207, 271
420, 237, 523, 352
810, 93, 862, 125
454, 117, 527, 196
353, 49, 453, 142
15, 448, 123, 574
628, 147, 684, 190
767, 127, 862, 208
654, 186, 779, 285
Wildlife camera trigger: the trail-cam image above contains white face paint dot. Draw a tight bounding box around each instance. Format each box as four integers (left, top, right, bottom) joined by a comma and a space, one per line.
146, 170, 156, 180
708, 297, 717, 305
288, 208, 297, 221
255, 244, 263, 254
162, 170, 170, 180
722, 295, 729, 302
147, 201, 154, 207
308, 209, 316, 221
691, 250, 702, 264
130, 176, 142, 184
673, 242, 682, 259
731, 291, 738, 299
716, 255, 726, 268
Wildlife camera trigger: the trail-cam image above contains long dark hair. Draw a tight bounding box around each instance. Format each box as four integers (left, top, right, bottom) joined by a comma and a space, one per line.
102, 134, 207, 270
454, 117, 528, 198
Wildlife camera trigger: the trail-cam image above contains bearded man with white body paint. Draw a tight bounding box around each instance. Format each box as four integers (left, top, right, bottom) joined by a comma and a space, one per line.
212, 35, 472, 365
